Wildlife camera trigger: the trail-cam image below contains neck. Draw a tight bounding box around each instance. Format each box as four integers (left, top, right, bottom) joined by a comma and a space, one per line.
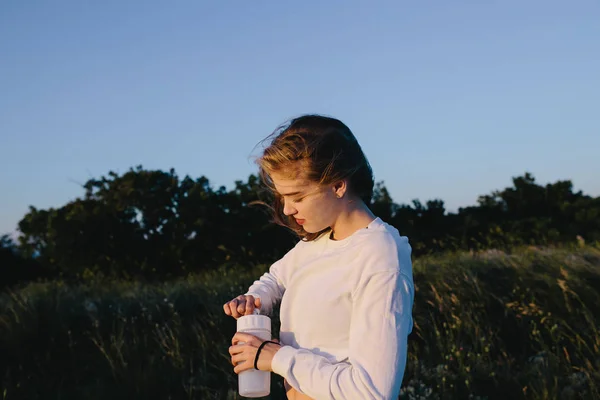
329, 200, 376, 241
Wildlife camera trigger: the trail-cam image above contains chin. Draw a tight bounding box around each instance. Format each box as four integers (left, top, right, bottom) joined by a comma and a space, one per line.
299, 225, 314, 233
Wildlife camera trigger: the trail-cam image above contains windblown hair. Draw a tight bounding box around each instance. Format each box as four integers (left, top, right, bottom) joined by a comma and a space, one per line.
251, 114, 374, 241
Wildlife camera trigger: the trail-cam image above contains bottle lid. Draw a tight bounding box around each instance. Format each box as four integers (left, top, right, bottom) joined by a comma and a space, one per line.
237, 314, 271, 332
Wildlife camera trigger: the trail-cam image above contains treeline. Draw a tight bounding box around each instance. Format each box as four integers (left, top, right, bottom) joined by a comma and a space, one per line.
1, 167, 599, 288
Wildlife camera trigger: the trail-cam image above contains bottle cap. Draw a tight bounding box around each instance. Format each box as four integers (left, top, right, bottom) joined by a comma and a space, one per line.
237, 314, 271, 332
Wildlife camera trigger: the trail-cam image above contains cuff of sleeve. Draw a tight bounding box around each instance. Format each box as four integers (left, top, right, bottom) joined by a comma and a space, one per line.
271, 345, 297, 377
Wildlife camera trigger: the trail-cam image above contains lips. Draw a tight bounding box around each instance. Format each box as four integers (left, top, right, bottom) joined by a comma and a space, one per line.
295, 219, 306, 225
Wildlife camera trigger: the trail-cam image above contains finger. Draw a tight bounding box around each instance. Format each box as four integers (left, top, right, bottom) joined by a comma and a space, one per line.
227, 304, 238, 318
255, 297, 262, 310
224, 300, 236, 316
234, 296, 246, 316
232, 333, 246, 346
231, 353, 246, 367
228, 344, 243, 356
229, 300, 242, 319
234, 359, 252, 374
245, 296, 254, 315
236, 301, 246, 316
232, 332, 255, 346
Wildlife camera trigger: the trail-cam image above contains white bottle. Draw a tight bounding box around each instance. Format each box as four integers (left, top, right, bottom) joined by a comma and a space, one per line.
236, 309, 272, 398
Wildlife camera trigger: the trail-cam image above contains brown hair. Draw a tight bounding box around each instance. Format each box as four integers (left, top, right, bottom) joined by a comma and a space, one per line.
251, 114, 374, 241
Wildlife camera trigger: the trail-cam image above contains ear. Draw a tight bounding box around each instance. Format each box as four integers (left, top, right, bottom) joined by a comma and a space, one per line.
332, 180, 348, 199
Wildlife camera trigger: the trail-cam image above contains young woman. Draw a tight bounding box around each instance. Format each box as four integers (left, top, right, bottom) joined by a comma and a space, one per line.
224, 115, 414, 400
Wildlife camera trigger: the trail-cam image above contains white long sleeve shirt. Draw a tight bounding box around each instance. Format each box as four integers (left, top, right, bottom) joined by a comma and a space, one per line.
245, 217, 414, 400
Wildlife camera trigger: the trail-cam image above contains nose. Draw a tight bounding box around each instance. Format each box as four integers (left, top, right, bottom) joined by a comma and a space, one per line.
282, 199, 296, 216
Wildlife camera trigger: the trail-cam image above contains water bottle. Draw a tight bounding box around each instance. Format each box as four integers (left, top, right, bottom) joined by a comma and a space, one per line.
237, 309, 272, 398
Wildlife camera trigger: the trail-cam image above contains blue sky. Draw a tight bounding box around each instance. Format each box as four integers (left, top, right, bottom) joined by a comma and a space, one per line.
1, 1, 599, 237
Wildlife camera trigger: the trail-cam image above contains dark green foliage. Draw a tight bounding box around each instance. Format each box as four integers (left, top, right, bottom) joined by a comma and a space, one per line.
2, 168, 598, 287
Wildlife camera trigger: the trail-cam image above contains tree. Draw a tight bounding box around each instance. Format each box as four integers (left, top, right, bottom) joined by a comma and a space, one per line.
0, 234, 47, 288
8, 169, 599, 286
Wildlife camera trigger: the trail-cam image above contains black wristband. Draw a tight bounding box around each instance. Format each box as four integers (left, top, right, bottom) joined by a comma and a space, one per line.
254, 340, 280, 370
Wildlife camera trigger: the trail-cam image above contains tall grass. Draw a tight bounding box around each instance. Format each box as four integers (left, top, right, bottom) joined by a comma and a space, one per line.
1, 244, 599, 399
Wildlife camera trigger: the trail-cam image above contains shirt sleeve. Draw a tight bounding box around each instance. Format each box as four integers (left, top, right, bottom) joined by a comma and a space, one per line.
271, 269, 415, 400
244, 243, 298, 316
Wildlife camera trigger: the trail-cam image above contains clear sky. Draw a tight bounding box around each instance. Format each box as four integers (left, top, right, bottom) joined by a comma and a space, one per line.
1, 1, 599, 237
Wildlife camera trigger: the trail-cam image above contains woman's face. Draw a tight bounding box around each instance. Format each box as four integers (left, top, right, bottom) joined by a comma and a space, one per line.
270, 172, 343, 234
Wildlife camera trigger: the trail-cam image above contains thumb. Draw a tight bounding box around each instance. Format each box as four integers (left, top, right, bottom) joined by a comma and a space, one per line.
255, 297, 262, 309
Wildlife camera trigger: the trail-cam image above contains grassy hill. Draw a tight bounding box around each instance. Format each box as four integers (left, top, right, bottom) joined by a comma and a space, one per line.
1, 244, 599, 399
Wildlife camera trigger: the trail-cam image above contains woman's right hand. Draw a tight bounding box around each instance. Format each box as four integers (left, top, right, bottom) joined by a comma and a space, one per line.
223, 294, 262, 319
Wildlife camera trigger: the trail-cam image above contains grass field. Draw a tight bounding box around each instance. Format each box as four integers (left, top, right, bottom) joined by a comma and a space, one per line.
1, 244, 599, 399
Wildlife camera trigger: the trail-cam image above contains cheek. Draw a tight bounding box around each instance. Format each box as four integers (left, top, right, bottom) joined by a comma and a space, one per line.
308, 200, 333, 219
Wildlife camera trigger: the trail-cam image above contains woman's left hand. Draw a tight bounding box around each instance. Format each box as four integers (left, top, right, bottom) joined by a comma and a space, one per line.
229, 332, 282, 374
